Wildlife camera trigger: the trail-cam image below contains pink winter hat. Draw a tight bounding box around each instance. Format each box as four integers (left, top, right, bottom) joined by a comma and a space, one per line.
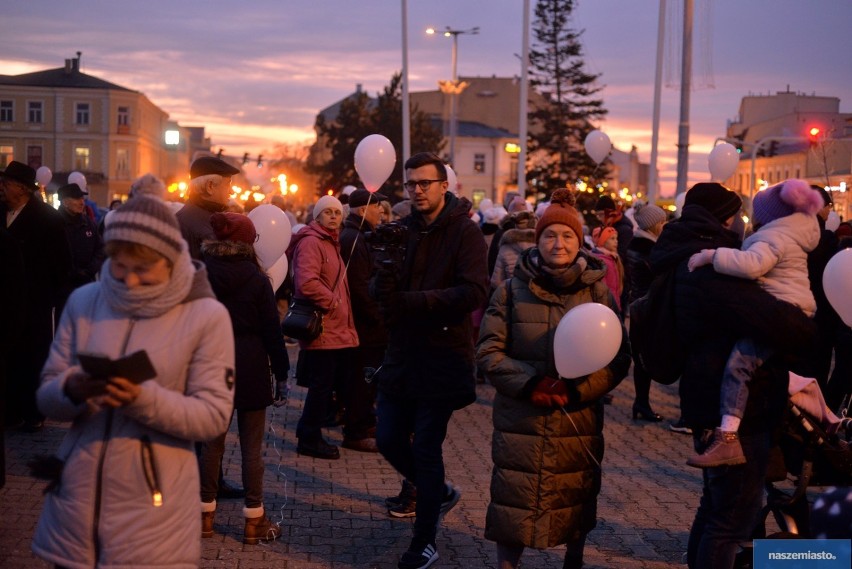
752, 179, 824, 226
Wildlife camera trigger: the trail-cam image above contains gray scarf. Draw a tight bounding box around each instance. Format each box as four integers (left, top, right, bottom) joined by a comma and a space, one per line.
100, 249, 196, 318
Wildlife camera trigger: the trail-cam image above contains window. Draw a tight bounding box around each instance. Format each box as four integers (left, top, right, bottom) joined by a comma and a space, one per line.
0, 101, 12, 122
116, 148, 129, 179
27, 146, 42, 170
471, 190, 486, 210
473, 153, 486, 173
76, 102, 90, 125
508, 155, 519, 184
117, 106, 129, 126
74, 146, 90, 170
0, 145, 13, 168
28, 101, 43, 123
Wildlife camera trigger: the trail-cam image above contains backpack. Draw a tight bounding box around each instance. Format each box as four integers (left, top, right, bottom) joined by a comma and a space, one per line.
628, 268, 684, 385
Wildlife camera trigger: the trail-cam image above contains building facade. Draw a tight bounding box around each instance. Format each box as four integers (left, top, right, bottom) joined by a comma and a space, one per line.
0, 54, 200, 206
724, 89, 852, 219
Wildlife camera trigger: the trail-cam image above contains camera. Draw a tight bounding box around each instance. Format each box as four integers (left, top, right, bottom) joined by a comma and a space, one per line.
365, 221, 409, 267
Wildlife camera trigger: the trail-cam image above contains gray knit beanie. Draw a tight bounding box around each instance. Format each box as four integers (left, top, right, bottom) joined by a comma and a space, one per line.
634, 204, 667, 230
104, 196, 185, 263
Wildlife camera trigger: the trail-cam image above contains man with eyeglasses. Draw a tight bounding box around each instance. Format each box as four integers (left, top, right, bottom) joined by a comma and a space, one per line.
370, 152, 489, 569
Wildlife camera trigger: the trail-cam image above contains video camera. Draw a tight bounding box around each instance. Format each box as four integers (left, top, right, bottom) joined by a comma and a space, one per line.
365, 221, 409, 268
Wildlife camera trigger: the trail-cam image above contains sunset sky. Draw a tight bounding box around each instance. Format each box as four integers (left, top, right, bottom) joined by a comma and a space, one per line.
2, 0, 851, 196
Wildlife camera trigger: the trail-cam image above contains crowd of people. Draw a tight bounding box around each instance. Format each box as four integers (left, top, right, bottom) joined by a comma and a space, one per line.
1, 154, 851, 569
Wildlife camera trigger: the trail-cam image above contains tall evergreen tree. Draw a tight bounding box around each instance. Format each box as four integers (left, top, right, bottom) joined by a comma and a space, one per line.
308, 73, 444, 201
527, 0, 609, 200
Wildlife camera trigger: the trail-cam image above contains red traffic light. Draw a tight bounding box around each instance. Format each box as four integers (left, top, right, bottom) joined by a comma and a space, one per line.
809, 127, 821, 137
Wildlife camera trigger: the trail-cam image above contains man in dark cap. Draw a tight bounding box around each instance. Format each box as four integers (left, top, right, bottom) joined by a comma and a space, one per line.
176, 155, 246, 499
57, 183, 104, 314
338, 188, 387, 453
0, 161, 72, 431
650, 182, 816, 568
177, 155, 241, 259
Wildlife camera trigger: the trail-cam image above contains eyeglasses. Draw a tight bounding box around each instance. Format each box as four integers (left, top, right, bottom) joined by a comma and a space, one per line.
402, 179, 445, 192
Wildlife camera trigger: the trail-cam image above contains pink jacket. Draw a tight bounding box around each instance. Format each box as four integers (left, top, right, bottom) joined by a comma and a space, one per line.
591, 247, 624, 311
289, 221, 359, 350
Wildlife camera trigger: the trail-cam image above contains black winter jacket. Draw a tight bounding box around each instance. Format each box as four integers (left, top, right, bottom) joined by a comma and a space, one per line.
373, 193, 489, 408
624, 233, 655, 303
203, 241, 290, 410
650, 205, 816, 432
339, 213, 387, 347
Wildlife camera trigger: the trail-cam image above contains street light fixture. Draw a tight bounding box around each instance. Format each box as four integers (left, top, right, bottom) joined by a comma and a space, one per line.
427, 25, 479, 166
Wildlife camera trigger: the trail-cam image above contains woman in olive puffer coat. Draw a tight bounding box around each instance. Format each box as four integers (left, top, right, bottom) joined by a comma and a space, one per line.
476, 190, 631, 569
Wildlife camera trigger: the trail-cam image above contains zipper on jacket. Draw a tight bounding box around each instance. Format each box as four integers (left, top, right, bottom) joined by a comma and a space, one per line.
91, 318, 137, 564
140, 435, 163, 507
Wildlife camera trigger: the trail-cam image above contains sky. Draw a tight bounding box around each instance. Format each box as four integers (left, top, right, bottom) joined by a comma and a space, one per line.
2, 0, 851, 197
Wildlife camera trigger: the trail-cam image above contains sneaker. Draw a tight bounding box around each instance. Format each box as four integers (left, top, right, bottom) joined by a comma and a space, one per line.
388, 493, 417, 518
686, 428, 746, 468
669, 419, 693, 435
386, 479, 417, 508
438, 483, 461, 518
398, 540, 439, 569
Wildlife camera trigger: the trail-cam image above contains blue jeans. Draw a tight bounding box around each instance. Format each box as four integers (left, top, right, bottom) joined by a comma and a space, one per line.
376, 393, 455, 544
721, 337, 770, 419
687, 430, 771, 569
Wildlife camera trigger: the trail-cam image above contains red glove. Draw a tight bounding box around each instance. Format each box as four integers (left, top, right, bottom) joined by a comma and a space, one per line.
530, 377, 569, 408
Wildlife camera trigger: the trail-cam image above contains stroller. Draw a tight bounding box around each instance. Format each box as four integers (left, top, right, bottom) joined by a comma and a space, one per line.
734, 375, 852, 567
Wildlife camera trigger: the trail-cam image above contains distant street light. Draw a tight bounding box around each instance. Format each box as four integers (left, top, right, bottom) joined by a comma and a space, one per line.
427, 25, 479, 166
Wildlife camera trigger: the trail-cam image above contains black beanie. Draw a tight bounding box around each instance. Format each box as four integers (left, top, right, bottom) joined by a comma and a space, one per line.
684, 182, 742, 223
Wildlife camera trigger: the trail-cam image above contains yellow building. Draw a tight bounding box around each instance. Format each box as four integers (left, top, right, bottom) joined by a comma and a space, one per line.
0, 54, 200, 206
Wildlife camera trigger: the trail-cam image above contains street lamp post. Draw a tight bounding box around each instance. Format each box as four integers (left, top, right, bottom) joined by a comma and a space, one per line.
428, 26, 479, 166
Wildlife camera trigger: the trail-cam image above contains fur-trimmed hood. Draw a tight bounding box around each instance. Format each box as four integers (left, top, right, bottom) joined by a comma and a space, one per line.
201, 239, 257, 259
499, 227, 536, 247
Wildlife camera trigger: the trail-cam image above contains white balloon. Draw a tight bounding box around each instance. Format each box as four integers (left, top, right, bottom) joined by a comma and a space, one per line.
553, 303, 622, 379
824, 248, 852, 327
354, 134, 396, 193
478, 198, 494, 214
445, 164, 459, 195
292, 223, 306, 235
248, 205, 292, 270
584, 130, 611, 164
826, 210, 841, 232
36, 166, 52, 187
266, 254, 289, 293
68, 171, 87, 191
708, 143, 739, 181
674, 192, 687, 218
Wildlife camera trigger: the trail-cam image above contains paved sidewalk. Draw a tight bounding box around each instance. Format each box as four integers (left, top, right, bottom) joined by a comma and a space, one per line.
1, 374, 723, 568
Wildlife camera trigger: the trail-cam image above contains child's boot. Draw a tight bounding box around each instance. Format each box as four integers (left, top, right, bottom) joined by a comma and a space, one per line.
686, 428, 746, 468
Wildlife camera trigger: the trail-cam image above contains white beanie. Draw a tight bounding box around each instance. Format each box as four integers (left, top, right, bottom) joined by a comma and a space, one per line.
313, 195, 343, 219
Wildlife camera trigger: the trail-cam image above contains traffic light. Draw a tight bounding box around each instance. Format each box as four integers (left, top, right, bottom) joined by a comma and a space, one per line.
216, 148, 224, 159
808, 126, 821, 145
767, 141, 779, 157
256, 155, 263, 168
242, 152, 250, 165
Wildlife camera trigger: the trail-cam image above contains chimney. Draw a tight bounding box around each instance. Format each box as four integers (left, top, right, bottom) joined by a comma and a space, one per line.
356, 83, 362, 93
64, 59, 72, 74
75, 51, 82, 71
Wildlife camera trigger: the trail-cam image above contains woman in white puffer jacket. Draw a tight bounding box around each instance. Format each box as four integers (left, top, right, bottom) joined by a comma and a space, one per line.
31, 196, 235, 569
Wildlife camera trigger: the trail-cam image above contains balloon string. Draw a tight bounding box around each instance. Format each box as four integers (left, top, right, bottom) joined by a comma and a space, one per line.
342, 192, 374, 276
560, 405, 602, 471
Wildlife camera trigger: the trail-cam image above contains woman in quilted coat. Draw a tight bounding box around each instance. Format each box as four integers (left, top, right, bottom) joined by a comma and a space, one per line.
476, 190, 631, 569
31, 197, 235, 568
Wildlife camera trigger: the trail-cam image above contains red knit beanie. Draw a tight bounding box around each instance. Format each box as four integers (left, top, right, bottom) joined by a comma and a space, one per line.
210, 212, 257, 245
592, 226, 617, 248
535, 189, 583, 243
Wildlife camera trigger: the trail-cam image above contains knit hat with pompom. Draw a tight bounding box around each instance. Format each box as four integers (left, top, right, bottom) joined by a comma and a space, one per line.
535, 189, 583, 243
210, 212, 257, 245
752, 178, 825, 227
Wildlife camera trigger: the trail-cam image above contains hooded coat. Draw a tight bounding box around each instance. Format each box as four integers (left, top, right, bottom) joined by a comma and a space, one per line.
286, 220, 358, 350
491, 227, 536, 290
203, 240, 290, 410
477, 248, 631, 548
31, 262, 235, 569
374, 192, 488, 408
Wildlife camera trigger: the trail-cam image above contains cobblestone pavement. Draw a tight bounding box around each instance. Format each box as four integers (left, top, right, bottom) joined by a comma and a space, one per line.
0, 365, 800, 569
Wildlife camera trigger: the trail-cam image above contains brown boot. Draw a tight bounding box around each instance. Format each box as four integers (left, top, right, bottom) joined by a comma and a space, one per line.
201, 500, 216, 538
243, 506, 281, 545
687, 428, 746, 468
